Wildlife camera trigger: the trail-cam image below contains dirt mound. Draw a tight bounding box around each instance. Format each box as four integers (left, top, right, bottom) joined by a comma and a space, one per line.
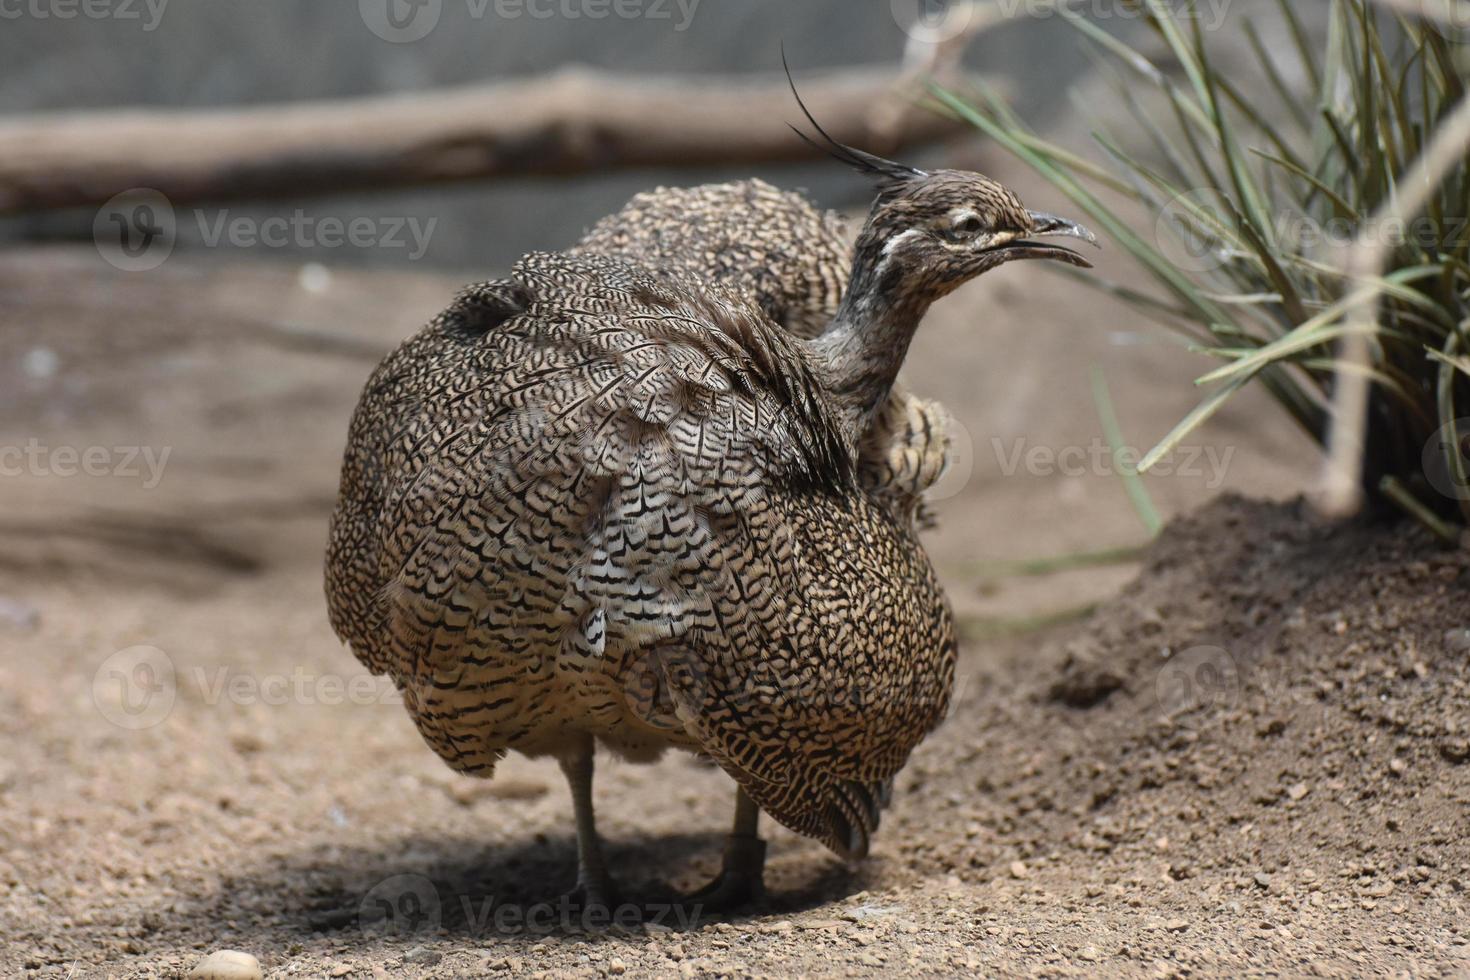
884, 494, 1470, 970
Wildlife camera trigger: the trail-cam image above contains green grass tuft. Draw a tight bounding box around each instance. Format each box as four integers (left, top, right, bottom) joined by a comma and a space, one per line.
935, 0, 1470, 535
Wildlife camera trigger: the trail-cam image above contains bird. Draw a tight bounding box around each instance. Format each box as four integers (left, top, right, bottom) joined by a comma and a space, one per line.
572, 176, 955, 527
571, 177, 850, 340
325, 108, 1097, 911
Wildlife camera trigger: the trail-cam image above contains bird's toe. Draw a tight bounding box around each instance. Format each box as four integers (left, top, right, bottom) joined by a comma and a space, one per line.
682, 867, 763, 913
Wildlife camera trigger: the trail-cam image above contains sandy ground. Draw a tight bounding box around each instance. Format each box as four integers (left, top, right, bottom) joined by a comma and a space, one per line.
1, 219, 1466, 978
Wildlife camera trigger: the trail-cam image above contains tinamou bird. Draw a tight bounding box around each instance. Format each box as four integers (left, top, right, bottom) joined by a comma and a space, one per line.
325, 112, 1096, 909
572, 177, 955, 527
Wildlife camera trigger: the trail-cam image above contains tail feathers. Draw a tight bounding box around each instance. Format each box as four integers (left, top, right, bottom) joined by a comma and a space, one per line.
823, 776, 895, 861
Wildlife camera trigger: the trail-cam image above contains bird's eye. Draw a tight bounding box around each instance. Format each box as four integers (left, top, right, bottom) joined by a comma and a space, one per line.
949, 215, 985, 240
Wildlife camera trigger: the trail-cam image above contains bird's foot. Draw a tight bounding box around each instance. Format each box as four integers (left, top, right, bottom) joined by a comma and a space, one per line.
559, 877, 620, 914
684, 868, 762, 912
683, 835, 766, 913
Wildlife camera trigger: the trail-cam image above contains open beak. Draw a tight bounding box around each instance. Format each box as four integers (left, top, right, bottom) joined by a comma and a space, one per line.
999, 210, 1101, 268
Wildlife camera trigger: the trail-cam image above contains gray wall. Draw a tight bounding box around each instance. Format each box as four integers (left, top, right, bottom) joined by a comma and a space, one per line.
0, 0, 1096, 272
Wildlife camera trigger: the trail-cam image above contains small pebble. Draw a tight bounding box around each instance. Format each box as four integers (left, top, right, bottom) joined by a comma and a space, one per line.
403, 947, 441, 966
298, 262, 333, 294
21, 347, 59, 380
1254, 873, 1272, 889
1287, 783, 1310, 801
609, 958, 627, 975
1164, 919, 1189, 932
0, 597, 39, 633
1009, 861, 1029, 880
1444, 628, 1470, 653
188, 951, 263, 980
799, 919, 843, 931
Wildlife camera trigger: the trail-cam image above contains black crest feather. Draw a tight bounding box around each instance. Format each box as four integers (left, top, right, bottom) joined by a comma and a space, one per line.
782, 47, 928, 195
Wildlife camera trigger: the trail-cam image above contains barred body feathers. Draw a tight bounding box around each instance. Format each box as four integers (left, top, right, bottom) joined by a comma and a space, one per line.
326, 155, 1095, 898
327, 251, 954, 857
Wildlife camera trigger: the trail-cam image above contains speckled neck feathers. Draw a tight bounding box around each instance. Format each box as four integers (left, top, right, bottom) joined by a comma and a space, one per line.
809, 205, 939, 443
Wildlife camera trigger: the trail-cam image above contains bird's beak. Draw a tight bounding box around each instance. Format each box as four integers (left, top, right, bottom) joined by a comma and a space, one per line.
996, 210, 1100, 269
1028, 210, 1100, 247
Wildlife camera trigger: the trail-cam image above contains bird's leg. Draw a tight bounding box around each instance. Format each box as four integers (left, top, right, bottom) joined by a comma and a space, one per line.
686, 786, 765, 911
557, 736, 618, 909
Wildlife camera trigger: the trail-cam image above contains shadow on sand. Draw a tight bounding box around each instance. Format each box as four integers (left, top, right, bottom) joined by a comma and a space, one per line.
171, 830, 882, 950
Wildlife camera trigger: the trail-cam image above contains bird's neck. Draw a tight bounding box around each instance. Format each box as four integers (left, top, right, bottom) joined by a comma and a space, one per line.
810, 242, 932, 443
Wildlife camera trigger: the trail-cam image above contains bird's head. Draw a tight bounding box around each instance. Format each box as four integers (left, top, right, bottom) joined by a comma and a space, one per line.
785, 62, 1098, 307
850, 163, 1098, 302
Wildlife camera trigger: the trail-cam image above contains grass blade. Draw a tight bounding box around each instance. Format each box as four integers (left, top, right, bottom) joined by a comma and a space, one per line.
1091, 366, 1163, 536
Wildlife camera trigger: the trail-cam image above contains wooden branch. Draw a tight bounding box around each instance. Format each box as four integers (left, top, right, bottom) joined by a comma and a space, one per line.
0, 67, 975, 215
